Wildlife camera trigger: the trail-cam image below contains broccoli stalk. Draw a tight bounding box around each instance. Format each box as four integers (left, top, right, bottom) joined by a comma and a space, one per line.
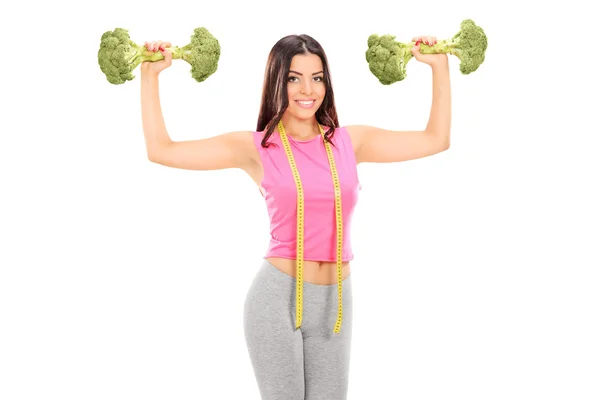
98, 27, 221, 85
366, 19, 488, 85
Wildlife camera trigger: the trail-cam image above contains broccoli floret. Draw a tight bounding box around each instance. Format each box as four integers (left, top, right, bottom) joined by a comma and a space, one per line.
366, 19, 488, 85
184, 27, 221, 82
365, 33, 413, 85
444, 19, 488, 74
98, 27, 221, 85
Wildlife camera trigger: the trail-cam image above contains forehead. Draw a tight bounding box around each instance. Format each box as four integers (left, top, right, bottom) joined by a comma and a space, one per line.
289, 53, 323, 72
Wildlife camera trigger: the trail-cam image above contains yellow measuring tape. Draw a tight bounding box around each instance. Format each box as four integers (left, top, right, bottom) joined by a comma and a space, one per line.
277, 121, 344, 334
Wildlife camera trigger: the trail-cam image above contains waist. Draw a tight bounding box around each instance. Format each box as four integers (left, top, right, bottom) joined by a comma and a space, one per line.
266, 257, 351, 285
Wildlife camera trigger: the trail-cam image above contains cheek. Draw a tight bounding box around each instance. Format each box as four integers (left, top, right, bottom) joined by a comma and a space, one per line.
318, 85, 326, 98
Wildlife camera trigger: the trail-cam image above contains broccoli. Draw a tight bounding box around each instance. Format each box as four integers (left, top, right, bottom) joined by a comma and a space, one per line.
366, 19, 488, 85
98, 27, 221, 85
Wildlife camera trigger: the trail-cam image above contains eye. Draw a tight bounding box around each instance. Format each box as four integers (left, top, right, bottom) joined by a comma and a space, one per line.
288, 76, 298, 82
314, 76, 324, 82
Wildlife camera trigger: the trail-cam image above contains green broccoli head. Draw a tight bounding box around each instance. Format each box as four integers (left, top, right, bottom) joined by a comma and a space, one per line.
365, 34, 414, 85
183, 27, 221, 83
97, 27, 221, 85
366, 19, 488, 84
447, 19, 487, 74
98, 28, 148, 85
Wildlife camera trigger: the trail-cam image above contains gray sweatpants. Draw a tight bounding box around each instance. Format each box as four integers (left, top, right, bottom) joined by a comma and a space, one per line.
243, 259, 353, 400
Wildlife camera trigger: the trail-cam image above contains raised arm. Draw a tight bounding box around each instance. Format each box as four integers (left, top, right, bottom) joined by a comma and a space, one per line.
349, 35, 451, 164
140, 40, 254, 171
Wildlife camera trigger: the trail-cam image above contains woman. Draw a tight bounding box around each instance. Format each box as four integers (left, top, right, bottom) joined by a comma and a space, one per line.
141, 32, 450, 400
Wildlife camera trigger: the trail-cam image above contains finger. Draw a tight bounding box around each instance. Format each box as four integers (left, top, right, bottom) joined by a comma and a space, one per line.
419, 36, 429, 46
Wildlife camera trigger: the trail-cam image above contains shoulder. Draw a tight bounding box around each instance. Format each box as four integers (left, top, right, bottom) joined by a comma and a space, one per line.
338, 125, 362, 154
230, 130, 258, 149
251, 130, 278, 148
224, 130, 262, 168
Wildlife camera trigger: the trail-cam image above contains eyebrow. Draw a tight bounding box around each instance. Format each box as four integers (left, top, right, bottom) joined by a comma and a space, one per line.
289, 70, 324, 76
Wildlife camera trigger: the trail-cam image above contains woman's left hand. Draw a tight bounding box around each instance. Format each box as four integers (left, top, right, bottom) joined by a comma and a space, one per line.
411, 35, 448, 68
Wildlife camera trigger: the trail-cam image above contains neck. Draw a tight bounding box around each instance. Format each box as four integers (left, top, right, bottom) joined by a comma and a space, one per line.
280, 113, 320, 140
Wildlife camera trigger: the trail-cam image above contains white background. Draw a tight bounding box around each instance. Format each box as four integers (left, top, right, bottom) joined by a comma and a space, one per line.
1, 0, 598, 399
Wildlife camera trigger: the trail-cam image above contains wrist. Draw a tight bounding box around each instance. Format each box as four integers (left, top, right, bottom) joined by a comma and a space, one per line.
141, 67, 160, 81
430, 61, 449, 72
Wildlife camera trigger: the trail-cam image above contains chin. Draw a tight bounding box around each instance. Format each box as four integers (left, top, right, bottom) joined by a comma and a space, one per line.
294, 111, 317, 120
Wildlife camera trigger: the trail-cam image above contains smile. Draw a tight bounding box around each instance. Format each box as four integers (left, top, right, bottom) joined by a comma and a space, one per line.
295, 100, 315, 108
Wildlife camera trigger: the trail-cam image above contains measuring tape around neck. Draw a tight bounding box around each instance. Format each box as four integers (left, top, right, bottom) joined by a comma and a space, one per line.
277, 121, 344, 334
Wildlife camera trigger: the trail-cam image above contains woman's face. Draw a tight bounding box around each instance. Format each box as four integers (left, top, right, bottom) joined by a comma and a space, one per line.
286, 53, 326, 120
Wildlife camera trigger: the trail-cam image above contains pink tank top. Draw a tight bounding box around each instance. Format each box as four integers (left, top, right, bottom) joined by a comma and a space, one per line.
252, 126, 362, 262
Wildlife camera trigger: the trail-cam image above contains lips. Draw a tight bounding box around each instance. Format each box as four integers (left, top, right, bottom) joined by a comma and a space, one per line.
295, 99, 316, 109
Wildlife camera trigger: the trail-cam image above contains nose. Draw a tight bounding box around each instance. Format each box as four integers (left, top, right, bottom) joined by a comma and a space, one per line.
301, 79, 313, 95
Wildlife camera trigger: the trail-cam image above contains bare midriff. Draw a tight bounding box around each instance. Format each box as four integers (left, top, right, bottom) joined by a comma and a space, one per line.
266, 257, 351, 285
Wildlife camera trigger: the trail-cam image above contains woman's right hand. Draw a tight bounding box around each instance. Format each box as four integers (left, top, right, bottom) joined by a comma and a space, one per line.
141, 40, 173, 76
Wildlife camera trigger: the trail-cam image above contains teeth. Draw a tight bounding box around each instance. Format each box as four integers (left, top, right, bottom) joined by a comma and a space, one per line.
297, 101, 314, 105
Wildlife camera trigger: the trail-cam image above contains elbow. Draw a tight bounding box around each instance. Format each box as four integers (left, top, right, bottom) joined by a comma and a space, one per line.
440, 128, 451, 150
147, 151, 162, 164
435, 133, 450, 154
147, 142, 170, 164
442, 136, 450, 151
427, 129, 450, 152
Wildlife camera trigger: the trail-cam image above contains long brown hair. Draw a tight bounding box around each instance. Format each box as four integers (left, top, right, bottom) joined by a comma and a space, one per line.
256, 34, 339, 148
